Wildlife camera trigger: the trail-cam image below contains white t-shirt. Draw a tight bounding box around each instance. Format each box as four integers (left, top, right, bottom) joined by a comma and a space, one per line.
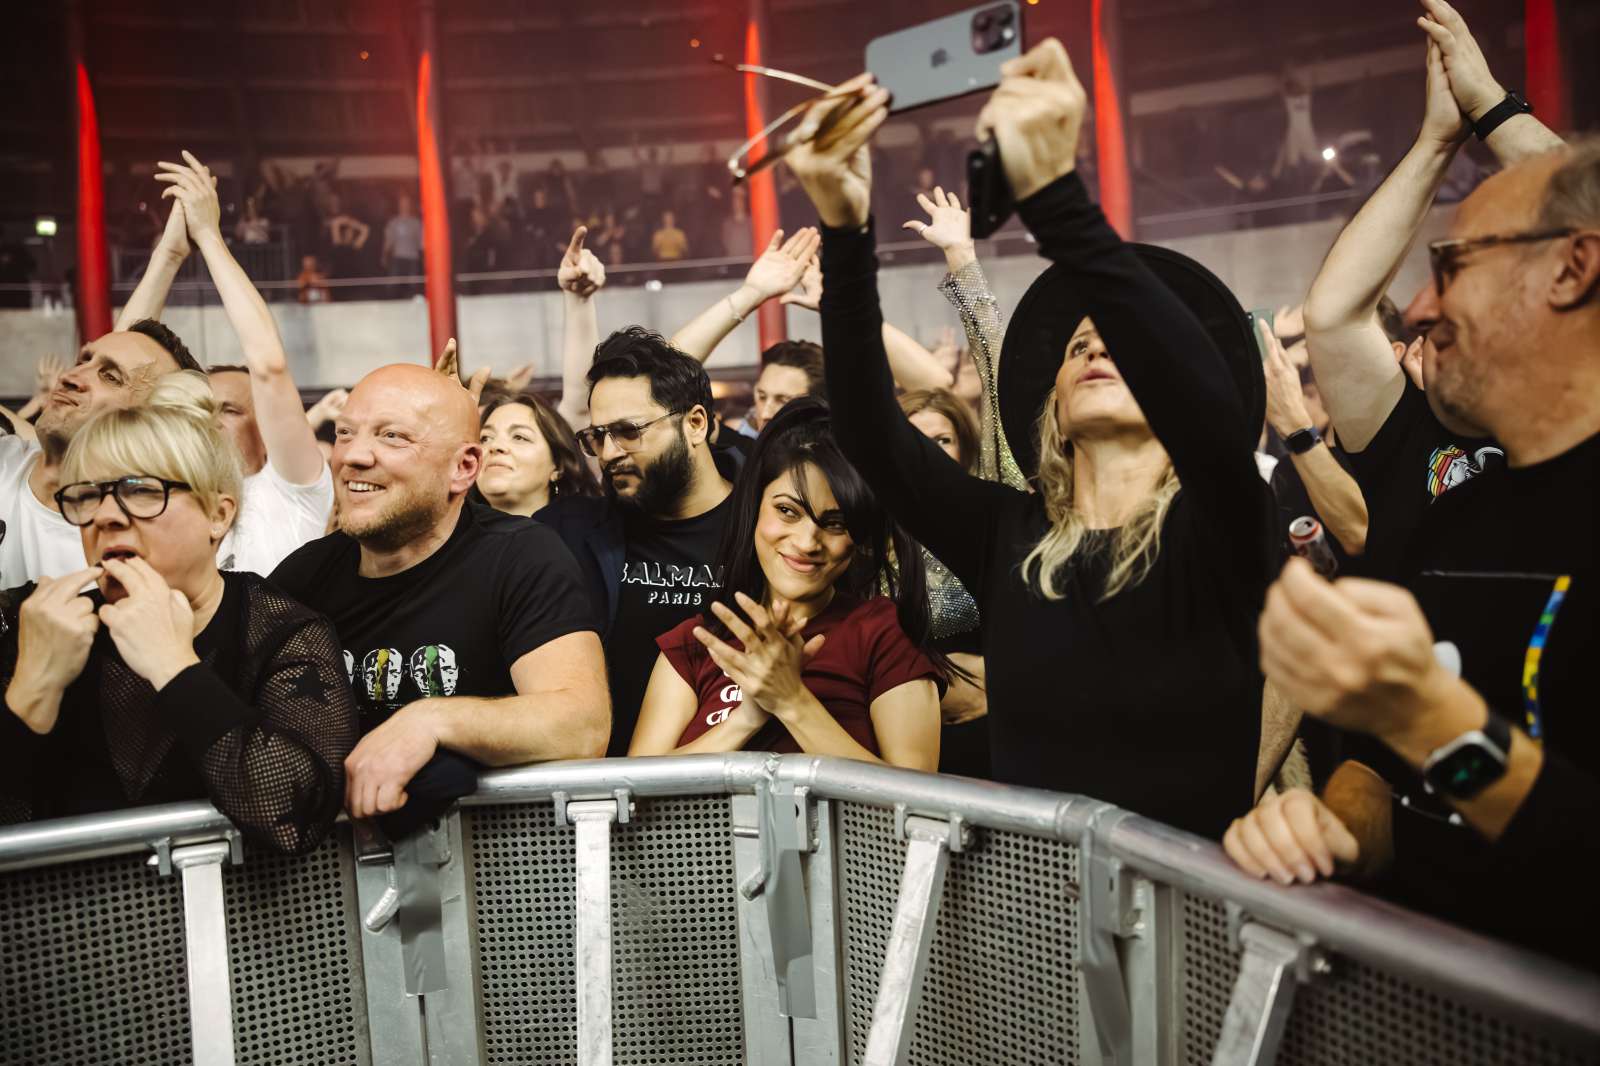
218, 461, 335, 578
0, 435, 89, 586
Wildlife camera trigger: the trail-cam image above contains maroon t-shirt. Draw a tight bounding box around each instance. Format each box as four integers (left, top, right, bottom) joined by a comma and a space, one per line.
657, 594, 942, 755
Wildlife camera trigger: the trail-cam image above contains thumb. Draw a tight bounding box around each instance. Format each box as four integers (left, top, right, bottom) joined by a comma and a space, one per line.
1317, 807, 1361, 866
800, 633, 827, 664
170, 589, 194, 623
901, 220, 927, 234
467, 365, 492, 401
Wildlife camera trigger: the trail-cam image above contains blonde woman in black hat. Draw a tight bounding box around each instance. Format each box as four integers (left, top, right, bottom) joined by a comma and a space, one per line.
785, 42, 1277, 839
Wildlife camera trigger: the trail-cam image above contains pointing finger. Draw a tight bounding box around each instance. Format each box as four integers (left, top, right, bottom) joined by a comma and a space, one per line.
565, 226, 587, 261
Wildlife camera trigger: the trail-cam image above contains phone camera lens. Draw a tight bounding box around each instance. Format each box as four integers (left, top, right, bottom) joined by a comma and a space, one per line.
974, 13, 992, 29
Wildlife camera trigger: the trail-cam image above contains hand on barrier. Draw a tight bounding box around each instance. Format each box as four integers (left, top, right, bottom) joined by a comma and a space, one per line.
694, 592, 826, 719
154, 150, 222, 245
558, 226, 607, 300
974, 38, 1086, 203
1224, 787, 1359, 886
903, 187, 977, 273
748, 226, 820, 305
345, 702, 441, 819
95, 558, 200, 691
787, 73, 889, 230
1417, 0, 1504, 123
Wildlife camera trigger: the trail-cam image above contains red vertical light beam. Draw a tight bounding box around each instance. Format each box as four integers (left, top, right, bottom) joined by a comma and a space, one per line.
417, 49, 457, 363
1091, 0, 1134, 239
1524, 0, 1568, 135
744, 10, 786, 352
74, 61, 112, 342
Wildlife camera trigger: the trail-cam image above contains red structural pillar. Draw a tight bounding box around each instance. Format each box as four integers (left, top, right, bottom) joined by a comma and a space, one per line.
1524, 0, 1568, 135
1091, 0, 1134, 239
744, 1, 786, 352
417, 0, 457, 363
68, 2, 111, 342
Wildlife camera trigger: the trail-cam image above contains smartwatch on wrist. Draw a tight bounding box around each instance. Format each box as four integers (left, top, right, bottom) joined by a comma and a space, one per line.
1422, 712, 1512, 799
1472, 91, 1533, 142
1284, 426, 1322, 455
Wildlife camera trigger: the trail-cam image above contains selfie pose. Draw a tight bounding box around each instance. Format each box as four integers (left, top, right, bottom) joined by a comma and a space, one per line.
786, 43, 1275, 838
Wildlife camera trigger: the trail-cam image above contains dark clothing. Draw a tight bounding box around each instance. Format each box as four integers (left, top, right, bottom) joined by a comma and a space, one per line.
1268, 443, 1358, 575
1377, 431, 1598, 967
1344, 379, 1500, 581
817, 172, 1275, 840
658, 593, 940, 757
0, 571, 356, 855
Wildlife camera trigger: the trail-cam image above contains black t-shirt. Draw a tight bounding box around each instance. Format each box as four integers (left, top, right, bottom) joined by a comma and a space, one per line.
270, 503, 597, 733
1343, 380, 1502, 581
605, 498, 731, 755
1372, 432, 1598, 966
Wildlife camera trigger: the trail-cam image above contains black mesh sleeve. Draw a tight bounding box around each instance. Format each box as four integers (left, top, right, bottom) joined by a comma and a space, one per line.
160, 614, 357, 855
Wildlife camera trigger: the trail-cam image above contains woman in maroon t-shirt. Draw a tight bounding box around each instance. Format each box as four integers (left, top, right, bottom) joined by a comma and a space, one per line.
629, 401, 943, 769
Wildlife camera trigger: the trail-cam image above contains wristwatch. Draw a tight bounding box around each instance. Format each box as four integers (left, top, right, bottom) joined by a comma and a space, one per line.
1472, 91, 1532, 142
1422, 712, 1512, 799
1284, 426, 1322, 455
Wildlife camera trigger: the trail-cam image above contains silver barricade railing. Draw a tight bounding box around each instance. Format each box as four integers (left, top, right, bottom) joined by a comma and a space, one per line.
3, 754, 1598, 1066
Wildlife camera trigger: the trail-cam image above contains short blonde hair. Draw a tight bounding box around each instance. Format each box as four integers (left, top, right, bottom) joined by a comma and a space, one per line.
61, 370, 243, 525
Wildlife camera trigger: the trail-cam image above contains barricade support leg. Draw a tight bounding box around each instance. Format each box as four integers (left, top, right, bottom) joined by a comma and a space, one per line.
172, 841, 237, 1066
564, 796, 625, 1066
1209, 923, 1307, 1066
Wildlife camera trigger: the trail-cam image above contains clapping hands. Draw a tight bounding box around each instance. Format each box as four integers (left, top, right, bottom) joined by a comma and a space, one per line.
154, 150, 222, 244
692, 593, 826, 719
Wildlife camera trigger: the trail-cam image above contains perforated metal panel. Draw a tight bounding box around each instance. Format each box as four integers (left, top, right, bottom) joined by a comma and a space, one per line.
1178, 890, 1600, 1066
223, 830, 369, 1065
467, 795, 745, 1066
837, 801, 1081, 1066
0, 853, 192, 1066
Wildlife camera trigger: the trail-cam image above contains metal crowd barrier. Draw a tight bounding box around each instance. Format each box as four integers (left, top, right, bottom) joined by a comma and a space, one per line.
1, 754, 1596, 1066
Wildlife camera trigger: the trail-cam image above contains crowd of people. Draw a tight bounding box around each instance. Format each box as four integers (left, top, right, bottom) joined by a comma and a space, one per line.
1, 0, 1594, 971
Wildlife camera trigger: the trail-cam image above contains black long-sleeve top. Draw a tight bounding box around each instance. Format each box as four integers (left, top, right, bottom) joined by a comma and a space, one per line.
820, 172, 1277, 839
0, 570, 356, 855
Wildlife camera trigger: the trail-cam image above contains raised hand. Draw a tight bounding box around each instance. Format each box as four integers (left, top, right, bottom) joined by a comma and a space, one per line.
154, 150, 222, 243
786, 74, 890, 229
974, 39, 1086, 202
435, 337, 461, 381
9, 569, 105, 726
1417, 34, 1469, 147
558, 226, 607, 300
306, 387, 349, 428
1417, 0, 1504, 122
155, 197, 191, 262
1259, 318, 1314, 437
779, 255, 822, 312
693, 592, 826, 718
95, 558, 200, 690
33, 354, 65, 401
744, 227, 820, 302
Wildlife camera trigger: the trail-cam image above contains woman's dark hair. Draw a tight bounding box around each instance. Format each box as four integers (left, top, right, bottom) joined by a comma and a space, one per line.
897, 388, 980, 474
706, 398, 948, 679
478, 391, 599, 500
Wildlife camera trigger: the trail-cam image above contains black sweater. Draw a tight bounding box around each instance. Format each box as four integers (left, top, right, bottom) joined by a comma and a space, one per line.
0, 571, 357, 855
819, 172, 1277, 839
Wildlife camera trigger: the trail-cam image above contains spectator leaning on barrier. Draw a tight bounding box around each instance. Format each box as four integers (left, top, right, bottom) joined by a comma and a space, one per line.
0, 372, 356, 855
537, 329, 738, 756
0, 314, 200, 586
270, 364, 608, 831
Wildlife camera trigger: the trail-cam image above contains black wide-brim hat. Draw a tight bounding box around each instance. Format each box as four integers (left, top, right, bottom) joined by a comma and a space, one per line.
997, 244, 1263, 478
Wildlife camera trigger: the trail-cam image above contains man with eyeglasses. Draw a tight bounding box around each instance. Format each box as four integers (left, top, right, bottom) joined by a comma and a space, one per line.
0, 320, 201, 588
538, 327, 738, 755
1226, 1, 1600, 969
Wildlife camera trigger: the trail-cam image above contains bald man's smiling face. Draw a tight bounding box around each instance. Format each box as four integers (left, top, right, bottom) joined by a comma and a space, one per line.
332, 365, 482, 551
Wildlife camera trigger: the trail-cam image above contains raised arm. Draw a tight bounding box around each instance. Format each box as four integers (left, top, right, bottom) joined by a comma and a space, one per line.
669, 228, 818, 362
157, 151, 325, 486
114, 199, 191, 330
556, 226, 605, 428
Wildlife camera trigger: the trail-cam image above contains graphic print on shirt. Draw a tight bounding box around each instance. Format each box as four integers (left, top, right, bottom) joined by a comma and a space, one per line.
1425, 444, 1505, 498
408, 644, 460, 697
704, 679, 742, 728
620, 561, 724, 608
360, 647, 404, 702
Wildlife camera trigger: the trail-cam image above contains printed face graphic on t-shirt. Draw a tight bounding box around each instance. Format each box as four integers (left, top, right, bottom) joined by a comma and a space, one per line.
408, 644, 460, 697
360, 647, 403, 702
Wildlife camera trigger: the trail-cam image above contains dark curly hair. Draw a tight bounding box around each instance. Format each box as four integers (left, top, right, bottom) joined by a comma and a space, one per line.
124, 318, 203, 374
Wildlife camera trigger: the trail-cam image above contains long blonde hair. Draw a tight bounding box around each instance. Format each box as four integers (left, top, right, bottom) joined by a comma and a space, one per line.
1020, 391, 1180, 601
62, 370, 243, 530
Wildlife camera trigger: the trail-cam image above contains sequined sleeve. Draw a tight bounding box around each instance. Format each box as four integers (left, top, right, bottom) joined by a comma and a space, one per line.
938, 260, 1028, 492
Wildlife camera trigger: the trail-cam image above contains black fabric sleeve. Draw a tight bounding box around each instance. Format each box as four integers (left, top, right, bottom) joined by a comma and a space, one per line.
1487, 750, 1597, 955
819, 221, 1020, 591
1015, 173, 1275, 587
495, 523, 602, 667
158, 616, 357, 856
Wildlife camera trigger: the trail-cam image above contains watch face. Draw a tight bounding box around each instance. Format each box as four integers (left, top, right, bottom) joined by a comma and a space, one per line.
1432, 743, 1501, 797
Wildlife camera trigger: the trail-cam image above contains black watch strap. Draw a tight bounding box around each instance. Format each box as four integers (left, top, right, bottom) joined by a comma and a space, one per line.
1284, 427, 1322, 455
1472, 91, 1532, 142
1423, 712, 1512, 799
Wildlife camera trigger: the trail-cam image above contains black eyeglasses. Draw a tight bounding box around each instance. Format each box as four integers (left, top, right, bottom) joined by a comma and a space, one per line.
54, 476, 193, 527
1427, 228, 1575, 295
575, 412, 681, 457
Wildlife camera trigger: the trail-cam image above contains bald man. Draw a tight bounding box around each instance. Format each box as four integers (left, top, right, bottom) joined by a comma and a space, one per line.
2, 320, 201, 585
271, 364, 609, 827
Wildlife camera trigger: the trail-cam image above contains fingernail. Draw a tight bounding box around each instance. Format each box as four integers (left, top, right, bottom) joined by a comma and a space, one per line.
1295, 863, 1316, 883
1274, 870, 1295, 886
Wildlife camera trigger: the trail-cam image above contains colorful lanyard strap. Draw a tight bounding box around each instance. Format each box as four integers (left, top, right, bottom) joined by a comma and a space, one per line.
1521, 574, 1571, 740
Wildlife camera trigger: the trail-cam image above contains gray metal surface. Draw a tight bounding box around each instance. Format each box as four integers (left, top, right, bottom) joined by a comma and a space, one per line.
861, 818, 954, 1066
224, 829, 370, 1066
571, 800, 621, 1066
1209, 924, 1304, 1066
466, 794, 745, 1066
0, 799, 233, 873
1, 851, 193, 1066
837, 801, 1081, 1066
175, 842, 238, 1066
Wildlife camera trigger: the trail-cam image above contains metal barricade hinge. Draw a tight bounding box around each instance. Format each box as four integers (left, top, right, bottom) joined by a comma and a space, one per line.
1225, 904, 1330, 983
148, 829, 244, 878
739, 779, 814, 901
1209, 921, 1330, 1066
553, 788, 634, 827
893, 804, 973, 854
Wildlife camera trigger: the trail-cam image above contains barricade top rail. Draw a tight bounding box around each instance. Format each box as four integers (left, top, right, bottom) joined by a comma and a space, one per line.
2, 752, 1596, 1047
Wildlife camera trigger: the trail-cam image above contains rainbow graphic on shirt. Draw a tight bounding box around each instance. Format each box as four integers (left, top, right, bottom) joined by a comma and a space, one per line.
1425, 445, 1479, 498
1521, 575, 1571, 741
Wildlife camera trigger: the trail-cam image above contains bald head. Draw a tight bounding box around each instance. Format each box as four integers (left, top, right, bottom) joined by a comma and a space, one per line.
355, 363, 482, 444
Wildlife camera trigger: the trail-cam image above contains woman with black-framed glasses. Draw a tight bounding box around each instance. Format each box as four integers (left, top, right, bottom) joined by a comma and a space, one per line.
0, 372, 356, 854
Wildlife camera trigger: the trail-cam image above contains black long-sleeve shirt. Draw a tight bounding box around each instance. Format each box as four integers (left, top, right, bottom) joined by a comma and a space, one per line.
819, 172, 1277, 840
0, 571, 356, 855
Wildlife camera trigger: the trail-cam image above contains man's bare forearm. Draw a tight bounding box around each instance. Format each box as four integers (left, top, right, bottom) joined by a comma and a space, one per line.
1483, 114, 1565, 165
427, 688, 610, 765
115, 249, 186, 330
557, 291, 598, 428
671, 284, 763, 364
1290, 446, 1369, 556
